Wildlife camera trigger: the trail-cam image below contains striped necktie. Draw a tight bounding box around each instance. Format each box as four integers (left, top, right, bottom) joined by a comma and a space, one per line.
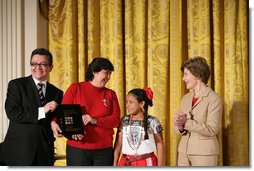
37, 83, 45, 105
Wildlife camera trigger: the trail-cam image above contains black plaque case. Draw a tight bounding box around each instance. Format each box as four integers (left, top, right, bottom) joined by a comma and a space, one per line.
58, 104, 84, 138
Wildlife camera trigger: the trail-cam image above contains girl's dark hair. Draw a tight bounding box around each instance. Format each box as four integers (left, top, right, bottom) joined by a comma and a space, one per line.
85, 57, 114, 81
181, 56, 210, 84
30, 48, 53, 66
128, 88, 153, 140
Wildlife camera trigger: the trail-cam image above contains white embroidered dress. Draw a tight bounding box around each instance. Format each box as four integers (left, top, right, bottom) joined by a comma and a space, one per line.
120, 115, 163, 155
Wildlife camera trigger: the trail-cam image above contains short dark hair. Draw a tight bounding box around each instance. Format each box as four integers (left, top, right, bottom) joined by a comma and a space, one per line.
181, 56, 210, 84
85, 57, 114, 81
30, 48, 53, 66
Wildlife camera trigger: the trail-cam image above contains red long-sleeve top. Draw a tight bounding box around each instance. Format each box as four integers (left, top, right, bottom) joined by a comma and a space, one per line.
62, 81, 120, 149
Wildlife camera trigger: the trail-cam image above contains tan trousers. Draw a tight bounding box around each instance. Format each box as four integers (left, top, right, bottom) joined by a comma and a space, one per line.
177, 152, 218, 166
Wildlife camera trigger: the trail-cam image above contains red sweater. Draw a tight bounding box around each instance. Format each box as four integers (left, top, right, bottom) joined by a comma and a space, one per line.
62, 81, 120, 149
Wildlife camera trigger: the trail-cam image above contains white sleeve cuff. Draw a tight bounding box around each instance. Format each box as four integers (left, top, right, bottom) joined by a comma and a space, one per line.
38, 107, 46, 120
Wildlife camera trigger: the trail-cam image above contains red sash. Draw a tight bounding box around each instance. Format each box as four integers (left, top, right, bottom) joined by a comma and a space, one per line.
123, 152, 154, 166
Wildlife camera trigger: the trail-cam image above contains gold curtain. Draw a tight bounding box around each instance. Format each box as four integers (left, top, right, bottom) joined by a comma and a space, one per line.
43, 0, 248, 166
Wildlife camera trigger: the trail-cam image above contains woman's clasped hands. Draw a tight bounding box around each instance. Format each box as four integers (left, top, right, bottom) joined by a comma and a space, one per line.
173, 111, 187, 131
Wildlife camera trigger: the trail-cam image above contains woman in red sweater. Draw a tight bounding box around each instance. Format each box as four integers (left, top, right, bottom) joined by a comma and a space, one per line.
51, 57, 120, 166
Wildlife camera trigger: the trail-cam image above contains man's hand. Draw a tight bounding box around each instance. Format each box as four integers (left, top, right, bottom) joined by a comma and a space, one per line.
44, 101, 58, 113
51, 121, 63, 137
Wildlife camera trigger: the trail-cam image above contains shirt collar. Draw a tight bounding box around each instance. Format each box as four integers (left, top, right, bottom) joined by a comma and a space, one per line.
32, 77, 47, 87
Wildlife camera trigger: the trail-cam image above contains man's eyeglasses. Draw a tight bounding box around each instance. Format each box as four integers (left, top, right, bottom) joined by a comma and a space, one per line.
30, 63, 49, 68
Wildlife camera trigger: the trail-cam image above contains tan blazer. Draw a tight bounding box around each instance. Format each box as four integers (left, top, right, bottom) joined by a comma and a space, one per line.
174, 86, 222, 155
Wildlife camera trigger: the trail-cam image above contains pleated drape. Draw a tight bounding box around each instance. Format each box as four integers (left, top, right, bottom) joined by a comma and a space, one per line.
43, 0, 248, 166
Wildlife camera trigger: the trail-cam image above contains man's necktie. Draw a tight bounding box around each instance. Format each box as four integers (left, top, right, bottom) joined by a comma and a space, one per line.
37, 83, 45, 105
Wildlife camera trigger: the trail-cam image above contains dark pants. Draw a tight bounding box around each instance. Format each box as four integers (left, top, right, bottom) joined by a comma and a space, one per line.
31, 141, 55, 166
0, 142, 6, 166
66, 145, 113, 166
1, 139, 54, 166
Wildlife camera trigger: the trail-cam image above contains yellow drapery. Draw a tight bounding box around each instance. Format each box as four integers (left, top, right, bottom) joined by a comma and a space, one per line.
44, 0, 248, 166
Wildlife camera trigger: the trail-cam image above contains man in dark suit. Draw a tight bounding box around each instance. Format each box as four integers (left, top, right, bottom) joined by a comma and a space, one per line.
0, 48, 63, 166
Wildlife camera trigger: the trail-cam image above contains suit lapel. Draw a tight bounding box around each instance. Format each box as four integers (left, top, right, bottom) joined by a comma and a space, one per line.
28, 75, 44, 106
45, 82, 52, 103
192, 97, 202, 110
189, 86, 212, 120
191, 86, 212, 110
45, 82, 58, 103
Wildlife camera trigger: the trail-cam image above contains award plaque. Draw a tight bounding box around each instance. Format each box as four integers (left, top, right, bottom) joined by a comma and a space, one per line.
58, 104, 84, 138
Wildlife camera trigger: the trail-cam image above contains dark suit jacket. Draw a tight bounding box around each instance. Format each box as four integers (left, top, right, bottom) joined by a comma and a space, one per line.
0, 75, 63, 166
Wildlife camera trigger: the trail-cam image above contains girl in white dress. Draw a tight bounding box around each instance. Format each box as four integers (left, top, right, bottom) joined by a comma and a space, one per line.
113, 88, 164, 166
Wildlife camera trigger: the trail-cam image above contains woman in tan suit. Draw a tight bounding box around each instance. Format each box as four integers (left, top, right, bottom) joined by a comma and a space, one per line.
173, 56, 222, 166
